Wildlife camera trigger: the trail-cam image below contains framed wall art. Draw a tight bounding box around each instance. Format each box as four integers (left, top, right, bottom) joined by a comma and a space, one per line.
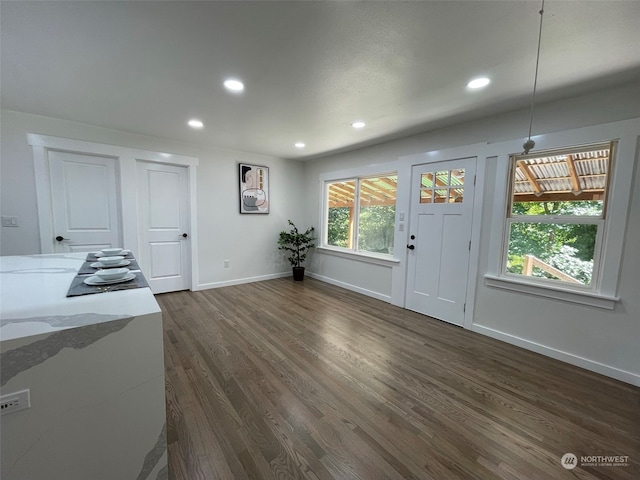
239, 163, 269, 214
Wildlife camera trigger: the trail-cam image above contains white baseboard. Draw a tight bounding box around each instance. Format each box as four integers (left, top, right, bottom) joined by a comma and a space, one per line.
195, 274, 638, 387
195, 272, 290, 291
306, 272, 392, 303
472, 324, 640, 387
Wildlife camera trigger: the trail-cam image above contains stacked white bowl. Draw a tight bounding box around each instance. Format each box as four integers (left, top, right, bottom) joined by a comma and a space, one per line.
100, 248, 125, 256
99, 255, 124, 266
95, 267, 130, 281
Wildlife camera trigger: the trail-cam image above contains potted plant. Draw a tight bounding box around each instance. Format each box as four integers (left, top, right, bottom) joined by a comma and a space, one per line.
278, 220, 315, 281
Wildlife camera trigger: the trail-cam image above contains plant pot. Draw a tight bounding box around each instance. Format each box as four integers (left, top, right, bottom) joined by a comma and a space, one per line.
292, 266, 305, 281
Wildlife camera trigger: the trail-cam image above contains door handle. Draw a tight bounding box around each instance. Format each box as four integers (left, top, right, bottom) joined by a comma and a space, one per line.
407, 244, 415, 250
55, 236, 66, 242
181, 233, 188, 238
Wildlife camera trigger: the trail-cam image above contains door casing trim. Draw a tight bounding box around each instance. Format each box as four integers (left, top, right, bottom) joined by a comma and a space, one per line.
29, 133, 199, 291
397, 143, 488, 330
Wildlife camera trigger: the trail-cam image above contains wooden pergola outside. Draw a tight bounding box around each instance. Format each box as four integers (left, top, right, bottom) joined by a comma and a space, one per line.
327, 177, 397, 208
327, 176, 397, 248
328, 145, 610, 213
325, 145, 609, 257
510, 144, 611, 284
513, 147, 610, 203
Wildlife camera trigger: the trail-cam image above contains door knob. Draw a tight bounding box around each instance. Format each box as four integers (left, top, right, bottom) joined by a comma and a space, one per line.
407, 244, 415, 250
55, 236, 66, 242
182, 233, 188, 238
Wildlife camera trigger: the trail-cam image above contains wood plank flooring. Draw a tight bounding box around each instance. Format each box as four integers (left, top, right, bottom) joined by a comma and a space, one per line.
157, 278, 640, 480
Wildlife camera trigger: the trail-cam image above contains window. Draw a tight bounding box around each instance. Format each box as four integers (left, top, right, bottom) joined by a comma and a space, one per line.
420, 168, 466, 203
503, 142, 614, 289
325, 174, 397, 256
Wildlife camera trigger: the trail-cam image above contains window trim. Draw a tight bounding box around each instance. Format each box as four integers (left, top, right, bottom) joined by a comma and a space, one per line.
483, 118, 640, 308
316, 246, 401, 266
501, 216, 606, 292
322, 172, 398, 258
507, 142, 614, 220
484, 273, 619, 309
499, 142, 612, 292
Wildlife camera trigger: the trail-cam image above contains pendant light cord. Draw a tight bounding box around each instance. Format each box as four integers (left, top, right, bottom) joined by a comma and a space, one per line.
526, 0, 545, 143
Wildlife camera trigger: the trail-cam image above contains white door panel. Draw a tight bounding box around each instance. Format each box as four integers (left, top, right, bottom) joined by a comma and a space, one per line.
137, 161, 190, 293
412, 213, 437, 297
149, 242, 182, 278
49, 151, 121, 252
406, 157, 476, 326
148, 170, 181, 228
68, 243, 111, 253
438, 213, 468, 303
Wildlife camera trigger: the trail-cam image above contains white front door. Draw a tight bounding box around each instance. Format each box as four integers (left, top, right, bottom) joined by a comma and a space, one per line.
136, 161, 190, 293
49, 151, 122, 253
405, 157, 476, 326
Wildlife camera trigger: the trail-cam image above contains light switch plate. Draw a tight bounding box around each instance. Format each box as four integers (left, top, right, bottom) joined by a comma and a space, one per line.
1, 216, 18, 227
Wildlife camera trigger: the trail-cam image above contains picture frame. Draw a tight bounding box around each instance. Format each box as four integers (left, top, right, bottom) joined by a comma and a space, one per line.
239, 163, 269, 214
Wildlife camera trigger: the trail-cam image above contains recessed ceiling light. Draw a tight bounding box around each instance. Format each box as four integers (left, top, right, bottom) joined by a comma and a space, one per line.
187, 119, 204, 129
223, 79, 245, 92
352, 121, 366, 129
467, 77, 491, 89
295, 142, 306, 148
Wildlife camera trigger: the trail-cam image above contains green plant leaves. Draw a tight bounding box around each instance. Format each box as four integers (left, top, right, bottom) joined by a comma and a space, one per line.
277, 220, 315, 267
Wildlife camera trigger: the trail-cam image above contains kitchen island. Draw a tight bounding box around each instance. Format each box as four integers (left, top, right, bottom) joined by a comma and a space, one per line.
0, 253, 167, 480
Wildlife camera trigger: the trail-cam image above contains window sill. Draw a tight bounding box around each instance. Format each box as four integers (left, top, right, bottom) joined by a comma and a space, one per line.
316, 247, 400, 267
484, 274, 619, 310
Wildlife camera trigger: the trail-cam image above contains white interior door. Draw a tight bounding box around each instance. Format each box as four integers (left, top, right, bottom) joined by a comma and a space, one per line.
405, 157, 476, 326
137, 161, 190, 293
49, 151, 122, 253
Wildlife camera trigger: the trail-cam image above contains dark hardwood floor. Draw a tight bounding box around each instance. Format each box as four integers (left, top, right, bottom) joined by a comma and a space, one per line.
157, 278, 639, 480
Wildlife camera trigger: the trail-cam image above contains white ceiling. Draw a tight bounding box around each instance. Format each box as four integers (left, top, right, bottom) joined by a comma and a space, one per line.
2, 1, 639, 160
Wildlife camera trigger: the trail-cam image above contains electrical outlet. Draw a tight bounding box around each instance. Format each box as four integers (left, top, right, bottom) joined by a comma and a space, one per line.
1, 389, 30, 415
223, 260, 230, 268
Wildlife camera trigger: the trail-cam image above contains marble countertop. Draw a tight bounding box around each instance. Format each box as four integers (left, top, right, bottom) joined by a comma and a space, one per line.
0, 253, 160, 342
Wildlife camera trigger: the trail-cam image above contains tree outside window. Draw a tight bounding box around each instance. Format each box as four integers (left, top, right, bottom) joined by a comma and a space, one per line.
505, 143, 613, 287
325, 175, 397, 256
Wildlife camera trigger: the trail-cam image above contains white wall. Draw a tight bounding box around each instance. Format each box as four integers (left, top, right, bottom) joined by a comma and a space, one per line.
304, 83, 640, 299
303, 81, 640, 385
2, 82, 639, 385
0, 110, 306, 287
311, 254, 393, 302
